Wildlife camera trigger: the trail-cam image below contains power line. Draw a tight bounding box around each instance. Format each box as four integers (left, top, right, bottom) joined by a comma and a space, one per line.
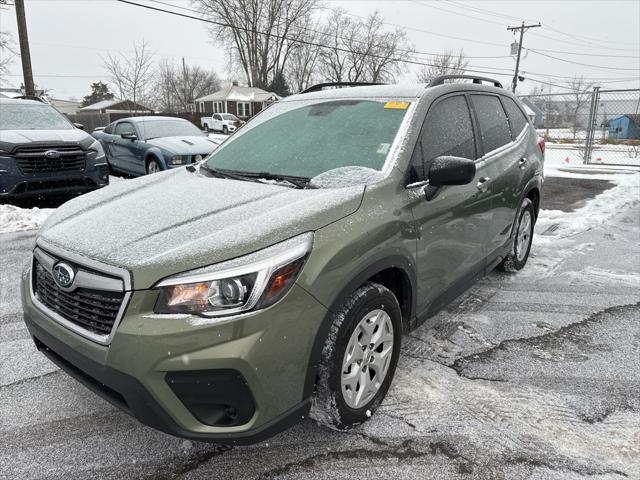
443, 0, 640, 50
112, 0, 638, 93
529, 49, 640, 72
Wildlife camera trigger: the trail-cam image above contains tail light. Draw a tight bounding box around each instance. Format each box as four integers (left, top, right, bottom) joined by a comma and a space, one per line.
537, 137, 545, 158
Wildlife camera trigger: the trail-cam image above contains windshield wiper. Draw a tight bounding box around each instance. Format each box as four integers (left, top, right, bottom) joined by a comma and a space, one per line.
242, 171, 318, 189
198, 163, 261, 183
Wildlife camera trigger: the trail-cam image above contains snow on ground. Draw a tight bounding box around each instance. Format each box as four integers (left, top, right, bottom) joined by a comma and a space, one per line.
544, 142, 640, 167
0, 175, 126, 234
0, 205, 53, 234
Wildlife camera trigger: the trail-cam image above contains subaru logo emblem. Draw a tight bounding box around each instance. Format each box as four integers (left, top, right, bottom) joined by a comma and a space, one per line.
52, 262, 75, 288
44, 150, 61, 159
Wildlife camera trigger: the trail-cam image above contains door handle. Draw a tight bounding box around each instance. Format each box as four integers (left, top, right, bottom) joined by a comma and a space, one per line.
477, 177, 490, 192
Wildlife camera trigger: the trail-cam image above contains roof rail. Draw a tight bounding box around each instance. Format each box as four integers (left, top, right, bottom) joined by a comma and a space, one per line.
427, 75, 503, 88
301, 82, 386, 94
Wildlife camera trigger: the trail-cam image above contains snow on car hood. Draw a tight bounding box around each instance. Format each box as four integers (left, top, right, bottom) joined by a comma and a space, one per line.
0, 128, 89, 148
146, 136, 218, 155
38, 168, 364, 289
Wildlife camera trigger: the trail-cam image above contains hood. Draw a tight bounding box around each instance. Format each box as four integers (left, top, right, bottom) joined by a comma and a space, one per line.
38, 168, 364, 289
146, 136, 218, 155
0, 129, 90, 150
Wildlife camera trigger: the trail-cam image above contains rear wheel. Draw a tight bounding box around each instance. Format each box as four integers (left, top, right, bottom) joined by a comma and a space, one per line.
499, 197, 535, 272
146, 157, 162, 175
311, 282, 402, 430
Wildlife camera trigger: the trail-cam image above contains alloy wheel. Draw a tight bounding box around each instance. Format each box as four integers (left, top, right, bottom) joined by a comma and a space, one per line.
341, 309, 394, 409
516, 210, 532, 262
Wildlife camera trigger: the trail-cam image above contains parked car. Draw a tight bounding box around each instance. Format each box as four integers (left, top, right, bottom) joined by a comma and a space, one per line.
22, 77, 543, 445
0, 97, 109, 200
93, 116, 219, 176
201, 113, 243, 134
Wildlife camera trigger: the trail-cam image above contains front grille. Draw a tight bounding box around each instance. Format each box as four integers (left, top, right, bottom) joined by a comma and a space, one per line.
15, 145, 86, 175
34, 259, 124, 336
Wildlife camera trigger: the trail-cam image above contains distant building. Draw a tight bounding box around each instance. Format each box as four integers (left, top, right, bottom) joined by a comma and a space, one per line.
520, 98, 545, 128
49, 98, 81, 115
608, 114, 640, 140
79, 98, 152, 114
195, 81, 280, 120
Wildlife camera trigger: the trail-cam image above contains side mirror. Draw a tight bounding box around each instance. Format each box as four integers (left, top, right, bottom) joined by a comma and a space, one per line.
428, 156, 476, 187
121, 132, 137, 141
424, 156, 476, 201
73, 122, 84, 130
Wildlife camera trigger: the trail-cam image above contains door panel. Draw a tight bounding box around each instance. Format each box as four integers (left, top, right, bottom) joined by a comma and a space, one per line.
409, 94, 492, 315
112, 122, 143, 174
469, 94, 517, 258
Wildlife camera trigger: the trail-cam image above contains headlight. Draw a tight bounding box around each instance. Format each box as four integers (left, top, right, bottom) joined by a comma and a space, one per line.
153, 232, 313, 317
87, 139, 105, 159
170, 155, 184, 165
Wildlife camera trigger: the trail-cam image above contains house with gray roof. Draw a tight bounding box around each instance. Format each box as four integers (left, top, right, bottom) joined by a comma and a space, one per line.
195, 81, 280, 120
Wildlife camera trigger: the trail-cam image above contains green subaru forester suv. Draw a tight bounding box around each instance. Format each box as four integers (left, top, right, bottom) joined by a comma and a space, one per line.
22, 77, 544, 445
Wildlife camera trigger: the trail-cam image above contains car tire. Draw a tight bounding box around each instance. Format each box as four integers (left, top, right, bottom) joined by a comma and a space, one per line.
222, 125, 229, 135
204, 125, 210, 133
498, 197, 535, 273
146, 157, 162, 175
311, 282, 402, 431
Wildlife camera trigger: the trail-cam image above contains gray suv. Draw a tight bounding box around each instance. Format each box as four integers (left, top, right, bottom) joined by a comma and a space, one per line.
0, 98, 109, 200
22, 76, 544, 445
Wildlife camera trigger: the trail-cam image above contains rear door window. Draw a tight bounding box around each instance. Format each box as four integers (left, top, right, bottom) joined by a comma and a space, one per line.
411, 95, 476, 181
470, 94, 512, 154
502, 96, 529, 139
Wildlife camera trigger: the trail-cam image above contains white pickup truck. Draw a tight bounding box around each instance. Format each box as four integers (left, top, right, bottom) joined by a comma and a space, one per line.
200, 113, 241, 134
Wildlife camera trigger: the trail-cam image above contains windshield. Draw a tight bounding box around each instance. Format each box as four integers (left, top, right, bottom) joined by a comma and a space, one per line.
206, 99, 409, 179
137, 119, 203, 139
0, 103, 74, 130
221, 114, 237, 121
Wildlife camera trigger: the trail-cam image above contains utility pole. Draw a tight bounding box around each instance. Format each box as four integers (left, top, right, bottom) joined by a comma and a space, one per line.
507, 21, 541, 93
14, 0, 35, 96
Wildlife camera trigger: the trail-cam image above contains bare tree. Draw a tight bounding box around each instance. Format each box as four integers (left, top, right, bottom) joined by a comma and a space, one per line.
196, 0, 319, 89
415, 49, 468, 83
155, 59, 220, 112
102, 40, 155, 111
565, 75, 595, 140
0, 31, 16, 82
318, 9, 411, 83
285, 18, 322, 93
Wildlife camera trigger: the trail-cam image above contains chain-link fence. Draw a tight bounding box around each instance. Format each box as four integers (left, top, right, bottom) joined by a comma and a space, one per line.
520, 88, 640, 167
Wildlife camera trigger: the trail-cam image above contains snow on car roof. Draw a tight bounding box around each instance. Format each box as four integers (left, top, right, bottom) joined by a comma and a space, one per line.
282, 84, 426, 102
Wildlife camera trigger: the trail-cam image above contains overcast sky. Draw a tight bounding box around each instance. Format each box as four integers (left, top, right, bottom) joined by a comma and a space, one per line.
1, 0, 638, 100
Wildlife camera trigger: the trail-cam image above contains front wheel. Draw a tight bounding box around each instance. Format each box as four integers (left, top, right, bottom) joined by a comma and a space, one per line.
222, 125, 229, 135
146, 157, 162, 175
311, 282, 402, 431
498, 197, 535, 272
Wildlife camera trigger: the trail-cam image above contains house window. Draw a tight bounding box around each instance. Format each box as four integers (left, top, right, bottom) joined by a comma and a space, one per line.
214, 101, 224, 113
238, 102, 251, 118
199, 102, 205, 113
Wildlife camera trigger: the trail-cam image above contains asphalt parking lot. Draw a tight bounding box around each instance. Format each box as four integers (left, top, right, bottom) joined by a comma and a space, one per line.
1, 175, 639, 480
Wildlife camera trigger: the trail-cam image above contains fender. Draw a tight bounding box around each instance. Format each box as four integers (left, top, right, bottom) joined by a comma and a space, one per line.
145, 148, 168, 170
302, 254, 417, 398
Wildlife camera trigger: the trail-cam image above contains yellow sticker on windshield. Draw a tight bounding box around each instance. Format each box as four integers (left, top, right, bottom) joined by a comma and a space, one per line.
384, 101, 410, 110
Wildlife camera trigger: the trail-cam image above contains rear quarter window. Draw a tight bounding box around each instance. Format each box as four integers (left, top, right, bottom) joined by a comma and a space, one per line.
470, 94, 512, 154
502, 96, 529, 139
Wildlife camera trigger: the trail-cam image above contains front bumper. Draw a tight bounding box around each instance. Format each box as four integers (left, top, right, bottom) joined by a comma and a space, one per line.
21, 264, 327, 444
0, 161, 109, 199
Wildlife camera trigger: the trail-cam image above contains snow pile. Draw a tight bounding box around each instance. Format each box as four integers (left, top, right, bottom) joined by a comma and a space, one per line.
536, 171, 640, 242
0, 204, 53, 234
